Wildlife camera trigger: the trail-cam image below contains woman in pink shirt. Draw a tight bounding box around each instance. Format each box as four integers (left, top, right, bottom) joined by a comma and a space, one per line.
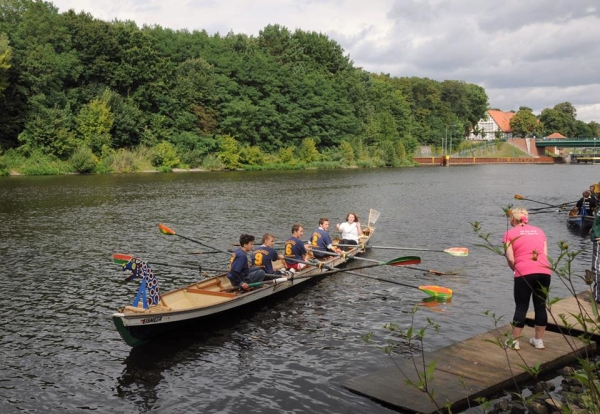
502, 207, 552, 350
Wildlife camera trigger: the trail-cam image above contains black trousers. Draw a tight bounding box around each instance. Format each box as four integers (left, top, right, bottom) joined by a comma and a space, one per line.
512, 273, 551, 328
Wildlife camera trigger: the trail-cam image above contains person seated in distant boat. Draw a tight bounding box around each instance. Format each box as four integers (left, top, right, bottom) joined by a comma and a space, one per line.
252, 233, 285, 276
590, 185, 599, 202
336, 212, 363, 247
284, 223, 308, 271
311, 217, 341, 259
576, 190, 597, 216
227, 234, 266, 290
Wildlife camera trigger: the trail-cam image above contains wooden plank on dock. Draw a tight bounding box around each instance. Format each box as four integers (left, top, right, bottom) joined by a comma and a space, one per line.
526, 290, 600, 338
343, 324, 595, 414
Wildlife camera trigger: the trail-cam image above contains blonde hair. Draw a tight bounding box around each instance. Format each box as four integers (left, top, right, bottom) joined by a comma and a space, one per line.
511, 207, 529, 224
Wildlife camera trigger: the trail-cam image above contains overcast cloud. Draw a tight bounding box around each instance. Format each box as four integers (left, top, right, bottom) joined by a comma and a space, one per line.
48, 0, 600, 122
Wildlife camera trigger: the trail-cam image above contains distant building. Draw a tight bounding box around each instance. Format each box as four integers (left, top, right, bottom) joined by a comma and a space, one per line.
545, 132, 567, 155
468, 110, 515, 140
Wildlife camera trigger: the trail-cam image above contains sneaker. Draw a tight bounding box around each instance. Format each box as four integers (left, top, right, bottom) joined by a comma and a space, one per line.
530, 337, 545, 349
505, 339, 520, 350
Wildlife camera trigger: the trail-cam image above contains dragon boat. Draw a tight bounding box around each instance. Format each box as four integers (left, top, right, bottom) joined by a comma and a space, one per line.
111, 210, 382, 347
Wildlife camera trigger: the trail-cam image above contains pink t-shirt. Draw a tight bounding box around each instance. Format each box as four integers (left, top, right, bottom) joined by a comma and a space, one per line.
502, 224, 551, 277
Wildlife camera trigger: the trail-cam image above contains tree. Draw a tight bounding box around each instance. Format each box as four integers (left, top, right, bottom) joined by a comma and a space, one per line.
75, 90, 114, 155
575, 120, 593, 138
298, 138, 319, 162
540, 107, 575, 137
0, 32, 11, 94
510, 108, 538, 137
589, 121, 600, 138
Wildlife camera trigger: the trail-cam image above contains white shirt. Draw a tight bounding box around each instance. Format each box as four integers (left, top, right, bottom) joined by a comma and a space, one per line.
338, 222, 359, 242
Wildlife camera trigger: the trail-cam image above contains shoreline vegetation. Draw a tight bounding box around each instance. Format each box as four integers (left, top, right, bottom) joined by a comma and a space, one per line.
0, 141, 533, 177
1, 2, 597, 178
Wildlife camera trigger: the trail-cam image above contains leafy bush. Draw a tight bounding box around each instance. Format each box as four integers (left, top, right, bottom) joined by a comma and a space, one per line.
240, 145, 264, 165
69, 146, 97, 173
310, 161, 342, 169
339, 141, 355, 163
151, 141, 180, 168
102, 148, 152, 173
18, 150, 70, 175
278, 147, 295, 164
201, 154, 225, 171
298, 138, 319, 162
178, 148, 205, 168
217, 135, 241, 169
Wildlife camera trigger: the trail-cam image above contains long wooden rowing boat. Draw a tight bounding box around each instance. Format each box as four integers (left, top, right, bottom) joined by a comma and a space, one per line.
112, 212, 378, 347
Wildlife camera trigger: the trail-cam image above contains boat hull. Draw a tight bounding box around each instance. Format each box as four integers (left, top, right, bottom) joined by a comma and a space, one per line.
112, 223, 376, 347
112, 275, 325, 347
567, 214, 594, 233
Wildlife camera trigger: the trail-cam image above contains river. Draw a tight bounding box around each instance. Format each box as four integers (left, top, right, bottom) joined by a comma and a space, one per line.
0, 165, 595, 413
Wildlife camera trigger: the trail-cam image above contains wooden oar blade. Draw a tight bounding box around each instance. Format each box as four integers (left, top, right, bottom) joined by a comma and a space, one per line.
113, 253, 133, 265
514, 194, 525, 200
444, 247, 468, 257
419, 285, 453, 299
158, 223, 176, 235
387, 256, 421, 266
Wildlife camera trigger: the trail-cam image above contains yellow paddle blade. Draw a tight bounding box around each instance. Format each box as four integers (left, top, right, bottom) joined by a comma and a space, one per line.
158, 223, 176, 235
514, 194, 525, 200
419, 285, 453, 299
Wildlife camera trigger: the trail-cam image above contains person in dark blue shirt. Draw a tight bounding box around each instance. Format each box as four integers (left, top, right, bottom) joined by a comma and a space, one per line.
577, 190, 597, 216
311, 218, 340, 259
227, 234, 266, 290
284, 223, 308, 271
252, 233, 284, 274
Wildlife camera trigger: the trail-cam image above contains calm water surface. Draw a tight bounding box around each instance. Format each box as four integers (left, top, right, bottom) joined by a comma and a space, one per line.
0, 165, 596, 413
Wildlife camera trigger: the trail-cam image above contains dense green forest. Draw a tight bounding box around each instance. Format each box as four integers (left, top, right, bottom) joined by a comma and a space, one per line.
0, 0, 595, 175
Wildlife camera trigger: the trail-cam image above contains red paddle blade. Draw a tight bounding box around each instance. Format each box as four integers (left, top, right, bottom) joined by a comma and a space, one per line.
419, 285, 453, 299
113, 253, 133, 265
158, 223, 176, 235
387, 256, 421, 266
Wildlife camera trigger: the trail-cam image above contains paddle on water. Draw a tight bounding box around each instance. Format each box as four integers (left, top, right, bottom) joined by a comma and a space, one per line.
334, 244, 468, 257
112, 253, 229, 273
342, 269, 453, 299
158, 223, 231, 255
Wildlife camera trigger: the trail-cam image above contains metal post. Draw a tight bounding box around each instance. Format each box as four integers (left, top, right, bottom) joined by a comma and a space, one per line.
444, 126, 448, 157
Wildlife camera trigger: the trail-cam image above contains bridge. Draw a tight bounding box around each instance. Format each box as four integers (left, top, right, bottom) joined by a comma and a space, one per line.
535, 138, 600, 148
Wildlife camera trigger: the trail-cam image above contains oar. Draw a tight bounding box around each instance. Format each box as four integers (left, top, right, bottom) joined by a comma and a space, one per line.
514, 194, 558, 208
528, 201, 577, 212
235, 264, 452, 299
403, 266, 462, 276
187, 251, 226, 255
158, 223, 231, 255
285, 255, 421, 274
343, 269, 453, 299
112, 253, 229, 273
334, 244, 468, 257
311, 249, 422, 265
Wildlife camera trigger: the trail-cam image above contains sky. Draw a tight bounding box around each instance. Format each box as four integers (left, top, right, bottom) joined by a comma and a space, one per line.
48, 0, 600, 123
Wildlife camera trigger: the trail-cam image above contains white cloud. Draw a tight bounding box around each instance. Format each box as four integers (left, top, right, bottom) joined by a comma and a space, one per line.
49, 0, 600, 123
